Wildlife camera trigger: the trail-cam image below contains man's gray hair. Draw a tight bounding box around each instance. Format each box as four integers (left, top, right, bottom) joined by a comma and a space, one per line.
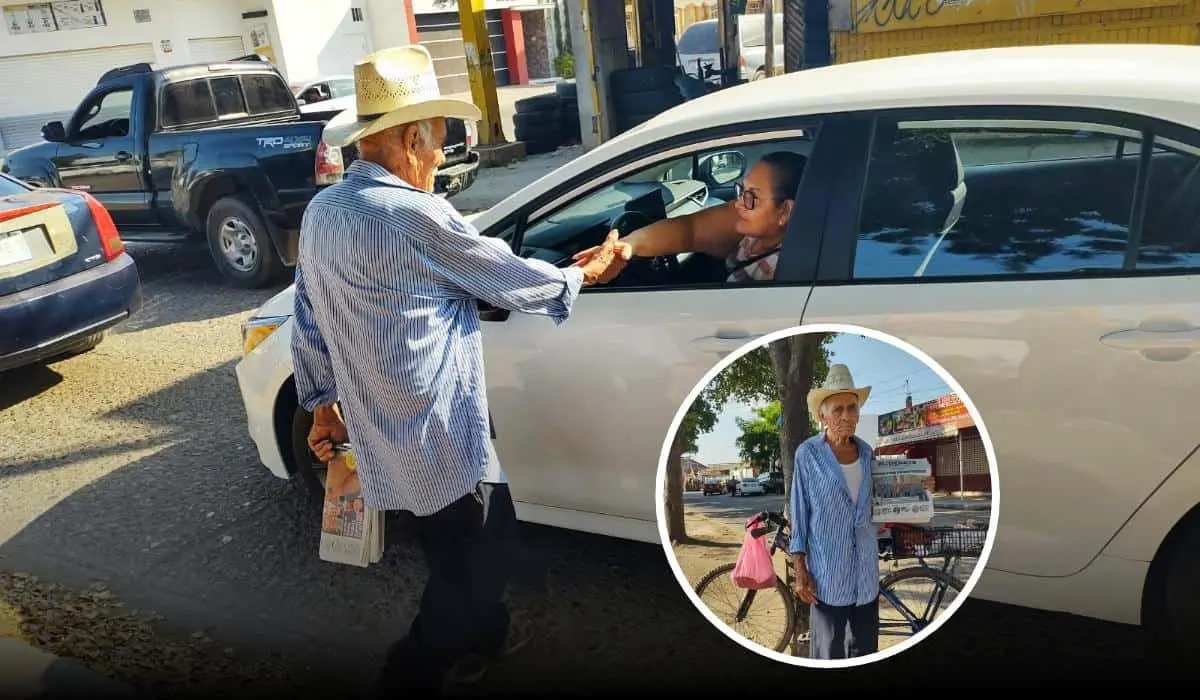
412, 119, 435, 149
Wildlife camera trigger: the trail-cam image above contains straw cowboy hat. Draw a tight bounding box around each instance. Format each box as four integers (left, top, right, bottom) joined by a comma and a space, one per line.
807, 364, 871, 423
322, 44, 482, 149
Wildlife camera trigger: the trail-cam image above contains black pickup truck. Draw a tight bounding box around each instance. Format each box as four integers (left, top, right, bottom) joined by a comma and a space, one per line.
1, 56, 479, 288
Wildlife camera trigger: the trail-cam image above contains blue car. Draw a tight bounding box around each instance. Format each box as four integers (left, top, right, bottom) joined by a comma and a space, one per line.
0, 172, 141, 372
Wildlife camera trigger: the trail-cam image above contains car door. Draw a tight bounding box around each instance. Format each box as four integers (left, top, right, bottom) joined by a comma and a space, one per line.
478, 119, 845, 537
53, 81, 153, 228
799, 107, 1200, 577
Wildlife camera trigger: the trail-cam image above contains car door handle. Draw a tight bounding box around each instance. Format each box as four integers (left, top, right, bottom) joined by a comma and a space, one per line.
1100, 322, 1200, 358
115, 151, 132, 162
692, 328, 760, 354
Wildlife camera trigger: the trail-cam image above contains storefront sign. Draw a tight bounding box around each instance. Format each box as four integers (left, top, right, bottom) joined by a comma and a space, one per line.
876, 393, 973, 447
848, 0, 1187, 34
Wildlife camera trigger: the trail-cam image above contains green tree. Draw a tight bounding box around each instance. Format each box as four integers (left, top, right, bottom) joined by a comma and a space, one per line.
735, 401, 782, 474
768, 333, 834, 513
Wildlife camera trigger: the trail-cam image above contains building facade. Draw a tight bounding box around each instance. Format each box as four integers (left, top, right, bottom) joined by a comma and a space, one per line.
873, 393, 991, 495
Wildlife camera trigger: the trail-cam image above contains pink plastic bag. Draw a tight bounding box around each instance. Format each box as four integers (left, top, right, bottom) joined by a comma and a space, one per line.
730, 515, 775, 590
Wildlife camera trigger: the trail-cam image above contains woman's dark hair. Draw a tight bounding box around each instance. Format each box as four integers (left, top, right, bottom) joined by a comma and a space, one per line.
759, 151, 808, 202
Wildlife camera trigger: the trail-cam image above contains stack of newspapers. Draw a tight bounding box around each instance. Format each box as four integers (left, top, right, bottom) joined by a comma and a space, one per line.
318, 444, 384, 567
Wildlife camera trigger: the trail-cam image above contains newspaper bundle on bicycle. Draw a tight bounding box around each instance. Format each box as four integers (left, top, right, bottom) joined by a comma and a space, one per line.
871, 456, 934, 525
319, 443, 384, 567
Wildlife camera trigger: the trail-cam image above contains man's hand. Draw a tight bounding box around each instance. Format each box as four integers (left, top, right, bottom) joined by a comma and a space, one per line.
570, 230, 633, 286
307, 404, 348, 463
791, 555, 818, 605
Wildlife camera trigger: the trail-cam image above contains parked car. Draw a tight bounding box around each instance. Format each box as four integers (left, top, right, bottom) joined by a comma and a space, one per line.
233, 44, 1200, 655
0, 55, 476, 289
733, 478, 765, 497
702, 478, 723, 496
675, 19, 722, 84
0, 172, 140, 372
736, 12, 784, 81
757, 471, 783, 494
290, 74, 356, 105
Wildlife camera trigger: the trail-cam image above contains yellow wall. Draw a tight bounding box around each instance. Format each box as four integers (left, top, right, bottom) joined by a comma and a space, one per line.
833, 0, 1200, 63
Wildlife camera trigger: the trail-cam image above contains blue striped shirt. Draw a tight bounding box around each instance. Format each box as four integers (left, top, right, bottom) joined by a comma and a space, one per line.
787, 432, 880, 607
290, 159, 585, 516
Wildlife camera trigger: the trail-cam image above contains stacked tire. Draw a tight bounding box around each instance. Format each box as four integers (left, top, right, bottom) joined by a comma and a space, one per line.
609, 66, 684, 135
513, 92, 564, 155
556, 79, 582, 145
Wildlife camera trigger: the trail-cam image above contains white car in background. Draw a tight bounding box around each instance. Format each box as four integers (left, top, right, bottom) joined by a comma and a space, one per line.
734, 478, 765, 497
235, 44, 1200, 656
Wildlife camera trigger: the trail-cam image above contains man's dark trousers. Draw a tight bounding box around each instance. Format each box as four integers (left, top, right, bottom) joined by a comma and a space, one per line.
808, 596, 879, 659
375, 481, 519, 694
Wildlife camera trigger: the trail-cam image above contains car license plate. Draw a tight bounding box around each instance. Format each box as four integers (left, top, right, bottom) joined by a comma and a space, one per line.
0, 231, 33, 267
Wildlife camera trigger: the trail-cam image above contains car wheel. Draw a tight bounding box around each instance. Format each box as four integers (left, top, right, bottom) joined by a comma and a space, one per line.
206, 196, 283, 289
753, 68, 767, 81
289, 405, 327, 502
1151, 517, 1200, 662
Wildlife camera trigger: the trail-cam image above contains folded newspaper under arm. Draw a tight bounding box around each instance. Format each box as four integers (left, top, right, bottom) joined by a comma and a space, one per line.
319, 443, 384, 567
871, 456, 934, 524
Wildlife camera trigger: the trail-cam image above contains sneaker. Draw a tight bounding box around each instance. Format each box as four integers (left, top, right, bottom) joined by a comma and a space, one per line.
445, 618, 532, 686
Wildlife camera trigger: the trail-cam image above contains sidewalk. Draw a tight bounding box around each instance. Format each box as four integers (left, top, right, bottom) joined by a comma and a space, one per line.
0, 637, 138, 699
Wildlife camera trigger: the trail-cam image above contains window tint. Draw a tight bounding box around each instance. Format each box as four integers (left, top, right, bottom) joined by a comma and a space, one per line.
242, 74, 295, 114
1134, 138, 1200, 271
211, 76, 247, 117
855, 117, 1150, 279
161, 80, 216, 127
677, 22, 718, 53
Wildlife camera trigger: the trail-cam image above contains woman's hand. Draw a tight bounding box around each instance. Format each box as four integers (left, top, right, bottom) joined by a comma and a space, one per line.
572, 229, 634, 266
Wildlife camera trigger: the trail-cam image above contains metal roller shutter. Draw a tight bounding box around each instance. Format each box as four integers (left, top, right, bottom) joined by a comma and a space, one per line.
415, 10, 510, 95
0, 43, 156, 151
187, 36, 248, 65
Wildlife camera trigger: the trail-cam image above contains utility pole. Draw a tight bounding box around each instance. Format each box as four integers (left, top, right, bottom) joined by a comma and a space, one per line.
457, 0, 505, 146
763, 0, 774, 77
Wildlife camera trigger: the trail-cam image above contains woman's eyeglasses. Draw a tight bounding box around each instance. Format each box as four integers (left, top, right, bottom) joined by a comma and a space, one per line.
735, 182, 775, 211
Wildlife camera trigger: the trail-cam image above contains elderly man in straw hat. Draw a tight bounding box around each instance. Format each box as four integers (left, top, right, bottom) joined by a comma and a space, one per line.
290, 45, 631, 694
787, 364, 933, 659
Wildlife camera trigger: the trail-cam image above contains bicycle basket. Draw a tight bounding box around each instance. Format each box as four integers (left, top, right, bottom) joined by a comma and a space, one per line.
892, 526, 987, 558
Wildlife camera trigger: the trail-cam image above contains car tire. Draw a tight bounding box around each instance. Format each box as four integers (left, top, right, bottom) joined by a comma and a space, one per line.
206, 196, 283, 289
1150, 517, 1200, 663
289, 405, 327, 503
752, 68, 767, 81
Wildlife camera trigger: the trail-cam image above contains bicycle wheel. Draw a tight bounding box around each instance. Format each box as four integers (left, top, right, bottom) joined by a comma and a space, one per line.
878, 566, 963, 639
694, 562, 797, 653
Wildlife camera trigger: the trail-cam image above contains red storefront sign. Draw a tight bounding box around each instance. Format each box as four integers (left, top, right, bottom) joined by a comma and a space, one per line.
877, 393, 974, 446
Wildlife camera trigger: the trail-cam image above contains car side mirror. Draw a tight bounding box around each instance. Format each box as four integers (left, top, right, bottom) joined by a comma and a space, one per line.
698, 151, 746, 186
41, 121, 66, 142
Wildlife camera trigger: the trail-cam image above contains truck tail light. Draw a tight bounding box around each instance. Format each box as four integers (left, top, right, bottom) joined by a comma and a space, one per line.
81, 192, 124, 261
315, 140, 344, 185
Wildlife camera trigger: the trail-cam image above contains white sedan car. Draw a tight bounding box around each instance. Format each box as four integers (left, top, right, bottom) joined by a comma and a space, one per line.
734, 478, 765, 497
235, 44, 1199, 655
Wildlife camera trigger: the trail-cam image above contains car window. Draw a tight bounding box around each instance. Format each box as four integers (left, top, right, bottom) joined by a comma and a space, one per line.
330, 79, 356, 97
677, 21, 719, 54
242, 74, 295, 115
211, 76, 248, 117
161, 79, 217, 127
74, 88, 133, 139
521, 134, 815, 254
851, 114, 1200, 279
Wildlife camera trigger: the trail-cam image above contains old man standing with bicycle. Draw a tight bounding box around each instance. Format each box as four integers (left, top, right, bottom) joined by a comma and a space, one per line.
787, 364, 934, 660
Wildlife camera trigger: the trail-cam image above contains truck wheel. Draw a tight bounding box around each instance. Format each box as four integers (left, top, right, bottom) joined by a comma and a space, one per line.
206, 197, 282, 289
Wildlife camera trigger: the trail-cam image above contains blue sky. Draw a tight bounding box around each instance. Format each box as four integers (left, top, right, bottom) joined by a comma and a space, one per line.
693, 332, 953, 465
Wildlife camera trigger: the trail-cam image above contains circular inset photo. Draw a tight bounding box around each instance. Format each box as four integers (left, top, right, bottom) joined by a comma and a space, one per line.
655, 323, 1000, 668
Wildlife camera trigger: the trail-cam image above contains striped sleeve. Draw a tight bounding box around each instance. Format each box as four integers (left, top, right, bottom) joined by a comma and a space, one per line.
419, 199, 585, 324
788, 443, 810, 554
290, 263, 338, 412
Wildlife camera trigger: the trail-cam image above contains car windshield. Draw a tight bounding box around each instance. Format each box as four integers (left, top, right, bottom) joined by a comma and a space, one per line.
677, 22, 719, 54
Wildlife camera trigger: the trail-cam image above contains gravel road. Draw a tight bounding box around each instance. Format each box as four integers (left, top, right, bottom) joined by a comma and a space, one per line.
0, 196, 1189, 696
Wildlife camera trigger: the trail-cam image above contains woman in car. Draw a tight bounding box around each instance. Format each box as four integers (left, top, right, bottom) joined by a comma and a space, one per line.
572, 150, 807, 283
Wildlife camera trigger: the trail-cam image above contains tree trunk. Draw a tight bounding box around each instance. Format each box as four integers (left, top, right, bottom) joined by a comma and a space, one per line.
665, 428, 687, 543
763, 0, 775, 77
769, 333, 827, 515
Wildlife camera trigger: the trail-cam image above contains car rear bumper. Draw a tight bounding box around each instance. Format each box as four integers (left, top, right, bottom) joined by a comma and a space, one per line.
0, 252, 142, 372
435, 151, 480, 199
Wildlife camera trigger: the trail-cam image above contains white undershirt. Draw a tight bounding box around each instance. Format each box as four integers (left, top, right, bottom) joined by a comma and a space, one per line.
841, 459, 862, 505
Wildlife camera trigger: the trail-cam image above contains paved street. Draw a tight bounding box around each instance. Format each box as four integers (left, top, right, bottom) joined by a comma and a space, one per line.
0, 161, 1187, 696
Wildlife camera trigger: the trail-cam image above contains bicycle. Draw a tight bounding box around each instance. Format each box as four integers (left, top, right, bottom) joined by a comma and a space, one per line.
692, 510, 987, 656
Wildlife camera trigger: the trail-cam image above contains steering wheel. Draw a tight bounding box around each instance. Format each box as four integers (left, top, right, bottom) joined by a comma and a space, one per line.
607, 209, 682, 285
